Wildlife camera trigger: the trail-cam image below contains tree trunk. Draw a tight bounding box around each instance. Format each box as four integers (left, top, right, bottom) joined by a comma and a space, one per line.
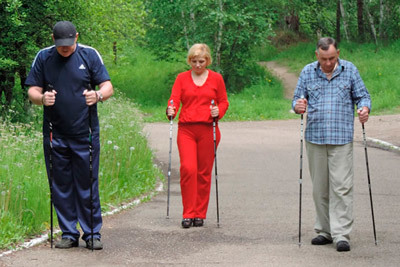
336, 0, 341, 42
17, 66, 28, 108
340, 0, 349, 41
215, 0, 224, 70
285, 13, 299, 33
0, 70, 14, 106
189, 8, 195, 43
378, 0, 384, 39
357, 0, 365, 41
181, 10, 190, 50
365, 0, 378, 45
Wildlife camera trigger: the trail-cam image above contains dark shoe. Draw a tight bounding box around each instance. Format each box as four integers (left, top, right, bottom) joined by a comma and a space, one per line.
336, 241, 350, 252
86, 238, 103, 250
311, 235, 333, 245
193, 218, 204, 227
55, 238, 79, 249
181, 218, 193, 228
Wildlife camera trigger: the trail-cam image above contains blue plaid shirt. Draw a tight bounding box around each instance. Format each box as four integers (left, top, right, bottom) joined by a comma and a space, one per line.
292, 59, 371, 145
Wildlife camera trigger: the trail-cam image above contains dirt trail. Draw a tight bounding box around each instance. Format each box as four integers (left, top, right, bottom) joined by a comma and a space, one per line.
259, 61, 299, 99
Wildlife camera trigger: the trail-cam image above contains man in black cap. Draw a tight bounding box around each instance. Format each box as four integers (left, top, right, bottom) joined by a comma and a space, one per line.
26, 21, 113, 250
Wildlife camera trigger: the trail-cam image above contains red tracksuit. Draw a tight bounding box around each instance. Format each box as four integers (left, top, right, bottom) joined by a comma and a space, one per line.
168, 70, 229, 219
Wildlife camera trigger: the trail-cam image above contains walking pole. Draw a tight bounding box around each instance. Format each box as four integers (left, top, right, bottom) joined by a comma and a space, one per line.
361, 122, 378, 245
88, 84, 94, 251
298, 96, 305, 247
46, 84, 54, 248
167, 100, 173, 219
211, 99, 220, 227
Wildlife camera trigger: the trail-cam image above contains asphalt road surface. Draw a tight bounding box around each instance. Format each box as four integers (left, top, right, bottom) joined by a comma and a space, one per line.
1, 117, 399, 267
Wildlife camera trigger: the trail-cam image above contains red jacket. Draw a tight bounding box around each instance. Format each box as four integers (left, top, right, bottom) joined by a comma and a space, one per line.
168, 70, 229, 123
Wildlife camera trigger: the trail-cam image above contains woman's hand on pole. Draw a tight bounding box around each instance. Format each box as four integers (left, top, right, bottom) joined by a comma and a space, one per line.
210, 104, 219, 118
167, 105, 176, 117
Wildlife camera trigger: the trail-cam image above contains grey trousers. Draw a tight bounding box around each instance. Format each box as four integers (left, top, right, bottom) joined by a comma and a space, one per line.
306, 141, 354, 244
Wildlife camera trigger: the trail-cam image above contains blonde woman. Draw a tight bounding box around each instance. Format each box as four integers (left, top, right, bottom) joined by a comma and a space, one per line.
167, 43, 229, 228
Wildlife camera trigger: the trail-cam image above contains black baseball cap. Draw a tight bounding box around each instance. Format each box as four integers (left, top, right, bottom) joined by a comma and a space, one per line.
53, 21, 77, 47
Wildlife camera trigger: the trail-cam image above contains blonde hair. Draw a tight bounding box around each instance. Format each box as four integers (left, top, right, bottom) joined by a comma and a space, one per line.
187, 43, 212, 66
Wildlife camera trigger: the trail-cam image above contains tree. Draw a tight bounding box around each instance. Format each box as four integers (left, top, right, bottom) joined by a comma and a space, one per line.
378, 0, 384, 39
339, 0, 349, 41
0, 0, 87, 111
77, 0, 147, 64
270, 0, 400, 43
0, 0, 52, 107
0, 0, 147, 120
357, 0, 365, 41
336, 0, 341, 42
364, 0, 378, 45
144, 0, 275, 92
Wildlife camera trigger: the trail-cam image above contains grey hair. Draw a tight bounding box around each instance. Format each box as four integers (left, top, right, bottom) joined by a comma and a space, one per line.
316, 37, 338, 51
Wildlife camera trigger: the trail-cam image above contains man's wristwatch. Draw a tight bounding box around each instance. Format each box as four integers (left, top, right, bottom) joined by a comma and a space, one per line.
96, 91, 103, 103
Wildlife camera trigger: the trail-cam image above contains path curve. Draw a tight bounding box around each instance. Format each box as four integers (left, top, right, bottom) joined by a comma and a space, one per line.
259, 61, 299, 99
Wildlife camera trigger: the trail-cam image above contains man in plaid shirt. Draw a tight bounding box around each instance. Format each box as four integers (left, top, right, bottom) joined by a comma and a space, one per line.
292, 37, 371, 252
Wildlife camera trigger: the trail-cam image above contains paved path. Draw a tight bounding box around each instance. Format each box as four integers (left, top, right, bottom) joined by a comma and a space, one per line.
1, 118, 399, 266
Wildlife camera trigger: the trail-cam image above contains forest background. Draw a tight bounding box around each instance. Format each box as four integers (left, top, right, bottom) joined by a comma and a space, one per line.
1, 0, 399, 250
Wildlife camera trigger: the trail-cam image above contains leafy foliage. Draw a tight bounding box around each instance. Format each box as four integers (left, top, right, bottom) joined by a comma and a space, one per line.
269, 0, 400, 43
144, 0, 275, 92
0, 0, 85, 119
0, 0, 147, 122
108, 45, 186, 107
75, 0, 147, 62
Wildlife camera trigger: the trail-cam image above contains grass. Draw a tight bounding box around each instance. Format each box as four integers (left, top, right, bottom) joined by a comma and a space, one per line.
224, 76, 296, 121
0, 116, 47, 248
96, 91, 162, 206
108, 46, 188, 123
108, 46, 186, 108
0, 91, 161, 250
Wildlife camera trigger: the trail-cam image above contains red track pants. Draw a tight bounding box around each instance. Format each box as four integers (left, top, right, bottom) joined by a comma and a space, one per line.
177, 123, 220, 219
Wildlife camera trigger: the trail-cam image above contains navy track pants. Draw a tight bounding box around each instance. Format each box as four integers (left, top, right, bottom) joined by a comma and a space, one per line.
43, 135, 102, 241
